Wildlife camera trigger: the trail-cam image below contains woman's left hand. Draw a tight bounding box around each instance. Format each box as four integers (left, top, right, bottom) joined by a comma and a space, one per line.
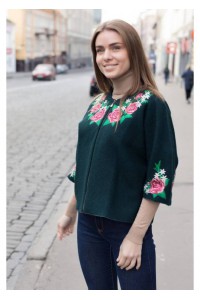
116, 238, 142, 270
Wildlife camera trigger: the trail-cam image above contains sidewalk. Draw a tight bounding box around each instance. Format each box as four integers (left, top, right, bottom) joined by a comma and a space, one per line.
13, 77, 193, 290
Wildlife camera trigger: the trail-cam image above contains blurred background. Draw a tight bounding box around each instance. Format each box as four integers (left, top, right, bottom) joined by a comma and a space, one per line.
6, 9, 193, 77
6, 9, 194, 290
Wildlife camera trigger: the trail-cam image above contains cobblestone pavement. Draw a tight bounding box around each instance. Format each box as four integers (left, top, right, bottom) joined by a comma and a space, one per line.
6, 69, 93, 284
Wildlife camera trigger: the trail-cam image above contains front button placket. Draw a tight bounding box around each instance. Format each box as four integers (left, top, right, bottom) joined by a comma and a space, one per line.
82, 97, 118, 211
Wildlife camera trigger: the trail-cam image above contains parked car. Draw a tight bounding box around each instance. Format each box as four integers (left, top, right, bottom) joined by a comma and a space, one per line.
89, 75, 100, 96
32, 64, 56, 81
56, 64, 69, 74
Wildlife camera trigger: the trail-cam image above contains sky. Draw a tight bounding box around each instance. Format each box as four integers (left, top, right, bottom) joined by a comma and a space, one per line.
101, 9, 145, 24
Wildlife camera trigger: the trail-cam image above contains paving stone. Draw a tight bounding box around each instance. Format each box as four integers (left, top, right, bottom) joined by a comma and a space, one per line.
15, 241, 31, 252
7, 71, 90, 284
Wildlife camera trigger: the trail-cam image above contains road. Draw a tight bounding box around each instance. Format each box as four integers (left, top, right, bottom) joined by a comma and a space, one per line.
6, 69, 94, 286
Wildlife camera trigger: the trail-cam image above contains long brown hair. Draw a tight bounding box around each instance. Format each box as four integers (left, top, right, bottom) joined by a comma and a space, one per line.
91, 19, 163, 101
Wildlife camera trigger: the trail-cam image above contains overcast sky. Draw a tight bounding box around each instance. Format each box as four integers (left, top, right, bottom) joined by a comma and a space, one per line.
101, 9, 145, 24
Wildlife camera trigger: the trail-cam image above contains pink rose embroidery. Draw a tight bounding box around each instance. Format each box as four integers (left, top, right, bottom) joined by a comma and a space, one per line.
135, 93, 143, 99
91, 108, 106, 122
90, 103, 101, 113
125, 102, 138, 114
149, 178, 165, 194
108, 108, 121, 123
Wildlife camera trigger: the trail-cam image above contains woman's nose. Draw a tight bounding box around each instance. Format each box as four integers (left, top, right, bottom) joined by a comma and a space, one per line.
103, 49, 112, 60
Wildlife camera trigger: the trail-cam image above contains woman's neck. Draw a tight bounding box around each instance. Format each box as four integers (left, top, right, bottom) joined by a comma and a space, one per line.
112, 70, 133, 99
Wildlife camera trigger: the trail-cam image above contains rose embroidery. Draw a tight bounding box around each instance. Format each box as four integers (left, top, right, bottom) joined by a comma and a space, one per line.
90, 108, 107, 122
135, 93, 143, 100
108, 108, 121, 123
144, 161, 169, 199
125, 102, 138, 114
90, 103, 102, 113
88, 90, 152, 127
149, 178, 165, 194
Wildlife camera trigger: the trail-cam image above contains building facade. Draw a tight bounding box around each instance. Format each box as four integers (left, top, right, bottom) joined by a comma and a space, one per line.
7, 9, 67, 71
6, 9, 102, 72
137, 9, 194, 80
6, 20, 16, 73
64, 9, 101, 68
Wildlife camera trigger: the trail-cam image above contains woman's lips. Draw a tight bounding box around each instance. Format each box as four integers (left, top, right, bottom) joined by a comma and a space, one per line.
104, 64, 117, 70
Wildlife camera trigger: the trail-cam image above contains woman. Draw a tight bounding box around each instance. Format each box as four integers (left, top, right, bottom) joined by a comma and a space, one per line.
57, 19, 178, 290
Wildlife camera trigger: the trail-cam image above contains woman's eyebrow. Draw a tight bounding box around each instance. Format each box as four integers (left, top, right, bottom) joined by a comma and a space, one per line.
95, 42, 123, 48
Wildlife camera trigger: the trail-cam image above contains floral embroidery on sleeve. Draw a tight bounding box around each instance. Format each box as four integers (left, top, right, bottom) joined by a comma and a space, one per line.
144, 161, 169, 199
68, 164, 76, 182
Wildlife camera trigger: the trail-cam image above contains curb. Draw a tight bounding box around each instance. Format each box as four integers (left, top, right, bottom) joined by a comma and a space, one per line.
12, 183, 74, 290
27, 185, 74, 261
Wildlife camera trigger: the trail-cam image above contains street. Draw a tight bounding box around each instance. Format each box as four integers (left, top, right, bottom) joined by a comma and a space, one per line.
7, 70, 193, 290
6, 69, 94, 286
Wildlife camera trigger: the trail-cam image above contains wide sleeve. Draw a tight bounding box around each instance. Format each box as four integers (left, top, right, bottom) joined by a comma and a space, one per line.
143, 96, 178, 205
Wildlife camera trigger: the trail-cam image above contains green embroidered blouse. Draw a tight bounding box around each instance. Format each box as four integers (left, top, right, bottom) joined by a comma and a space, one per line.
68, 90, 178, 223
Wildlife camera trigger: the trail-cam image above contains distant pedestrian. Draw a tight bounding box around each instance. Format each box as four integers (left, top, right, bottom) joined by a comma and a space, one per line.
181, 66, 194, 104
57, 19, 178, 290
163, 66, 170, 84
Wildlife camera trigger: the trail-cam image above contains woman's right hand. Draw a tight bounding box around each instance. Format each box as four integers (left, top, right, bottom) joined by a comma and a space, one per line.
57, 214, 76, 240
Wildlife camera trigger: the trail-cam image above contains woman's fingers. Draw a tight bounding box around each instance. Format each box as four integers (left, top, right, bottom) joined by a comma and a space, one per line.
124, 255, 141, 270
125, 258, 136, 270
117, 251, 133, 269
135, 255, 141, 270
116, 243, 142, 271
118, 256, 141, 271
57, 224, 74, 240
116, 254, 126, 268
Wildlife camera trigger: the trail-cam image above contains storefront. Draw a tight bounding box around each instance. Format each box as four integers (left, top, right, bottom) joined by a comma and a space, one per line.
179, 30, 194, 75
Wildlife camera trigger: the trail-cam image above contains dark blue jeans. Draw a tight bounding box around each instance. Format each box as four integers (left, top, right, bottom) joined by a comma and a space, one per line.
77, 213, 156, 290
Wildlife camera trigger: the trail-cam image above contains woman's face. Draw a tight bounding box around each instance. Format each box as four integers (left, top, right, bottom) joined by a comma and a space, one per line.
95, 30, 131, 80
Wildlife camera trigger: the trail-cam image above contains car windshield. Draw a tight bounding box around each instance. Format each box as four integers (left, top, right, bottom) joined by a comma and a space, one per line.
35, 65, 51, 71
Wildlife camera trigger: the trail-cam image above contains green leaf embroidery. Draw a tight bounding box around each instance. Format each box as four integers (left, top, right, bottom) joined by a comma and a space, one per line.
124, 114, 133, 119
157, 191, 166, 199
96, 120, 102, 126
154, 161, 161, 172
103, 119, 111, 126
120, 116, 126, 123
165, 178, 170, 186
152, 191, 166, 199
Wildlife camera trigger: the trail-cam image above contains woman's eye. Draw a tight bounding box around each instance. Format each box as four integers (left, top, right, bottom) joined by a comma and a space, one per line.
112, 46, 120, 51
96, 49, 103, 53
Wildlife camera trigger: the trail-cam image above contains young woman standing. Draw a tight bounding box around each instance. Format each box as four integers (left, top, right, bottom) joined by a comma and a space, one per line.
57, 19, 178, 290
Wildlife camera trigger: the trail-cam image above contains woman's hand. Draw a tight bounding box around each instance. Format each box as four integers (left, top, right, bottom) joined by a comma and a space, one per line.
116, 238, 142, 270
57, 214, 76, 240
